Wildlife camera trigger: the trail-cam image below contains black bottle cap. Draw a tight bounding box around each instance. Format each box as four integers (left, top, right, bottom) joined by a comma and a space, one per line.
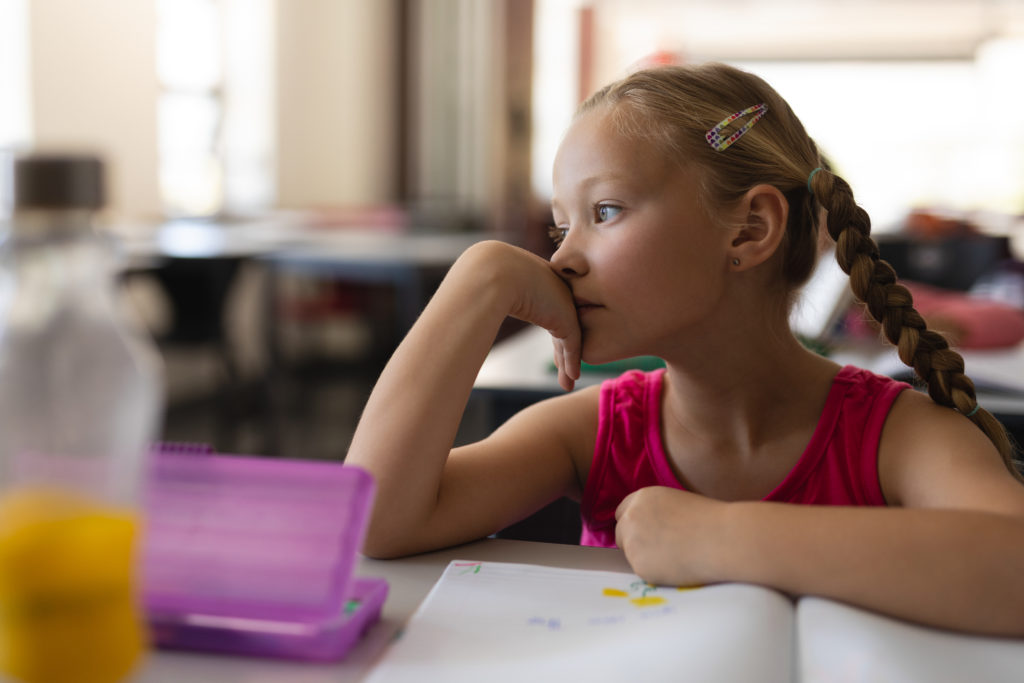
13, 154, 104, 209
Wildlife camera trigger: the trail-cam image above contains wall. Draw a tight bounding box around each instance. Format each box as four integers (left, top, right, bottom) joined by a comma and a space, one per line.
275, 0, 399, 209
28, 0, 161, 223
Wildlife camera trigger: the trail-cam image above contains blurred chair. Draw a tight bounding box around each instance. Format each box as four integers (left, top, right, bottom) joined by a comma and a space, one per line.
150, 256, 243, 385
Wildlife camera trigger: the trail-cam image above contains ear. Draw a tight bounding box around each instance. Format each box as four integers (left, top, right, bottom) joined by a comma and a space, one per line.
726, 184, 788, 271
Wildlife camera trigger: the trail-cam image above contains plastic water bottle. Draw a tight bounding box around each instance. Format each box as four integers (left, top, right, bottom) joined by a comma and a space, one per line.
0, 153, 163, 683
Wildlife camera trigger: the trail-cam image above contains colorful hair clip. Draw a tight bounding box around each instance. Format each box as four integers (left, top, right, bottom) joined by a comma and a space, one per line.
705, 103, 768, 152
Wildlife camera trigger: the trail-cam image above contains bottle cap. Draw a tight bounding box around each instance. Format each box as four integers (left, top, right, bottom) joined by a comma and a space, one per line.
13, 154, 104, 209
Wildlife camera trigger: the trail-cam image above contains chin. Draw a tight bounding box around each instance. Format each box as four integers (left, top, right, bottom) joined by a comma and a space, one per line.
581, 339, 630, 367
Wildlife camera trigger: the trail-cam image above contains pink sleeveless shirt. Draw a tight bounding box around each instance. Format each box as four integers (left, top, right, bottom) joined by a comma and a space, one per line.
580, 366, 909, 547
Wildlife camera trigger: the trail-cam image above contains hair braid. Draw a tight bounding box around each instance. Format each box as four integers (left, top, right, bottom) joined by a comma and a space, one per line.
813, 170, 1021, 478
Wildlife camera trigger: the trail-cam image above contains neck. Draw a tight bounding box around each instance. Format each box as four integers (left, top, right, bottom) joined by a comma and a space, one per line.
659, 313, 839, 456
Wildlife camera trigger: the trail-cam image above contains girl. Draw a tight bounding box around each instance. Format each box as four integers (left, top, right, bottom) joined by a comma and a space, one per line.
346, 63, 1024, 636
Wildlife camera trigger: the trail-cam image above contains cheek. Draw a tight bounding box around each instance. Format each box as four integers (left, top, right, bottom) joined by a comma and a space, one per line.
606, 240, 709, 299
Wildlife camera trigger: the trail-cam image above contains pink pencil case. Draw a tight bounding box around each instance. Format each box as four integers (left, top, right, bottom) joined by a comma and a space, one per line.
141, 443, 387, 661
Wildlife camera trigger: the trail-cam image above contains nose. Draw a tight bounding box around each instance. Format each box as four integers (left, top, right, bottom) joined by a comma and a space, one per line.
549, 227, 588, 278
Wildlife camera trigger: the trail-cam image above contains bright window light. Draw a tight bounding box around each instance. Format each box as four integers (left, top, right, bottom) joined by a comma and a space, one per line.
532, 1, 1024, 230
0, 0, 30, 150
155, 0, 273, 218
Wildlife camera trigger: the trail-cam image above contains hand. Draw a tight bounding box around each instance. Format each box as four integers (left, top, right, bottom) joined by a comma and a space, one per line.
614, 486, 726, 587
460, 241, 582, 391
505, 253, 581, 392
550, 327, 582, 392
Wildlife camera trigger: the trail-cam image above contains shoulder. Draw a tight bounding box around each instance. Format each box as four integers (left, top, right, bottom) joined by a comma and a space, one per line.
825, 365, 908, 442
833, 364, 908, 397
878, 388, 1024, 513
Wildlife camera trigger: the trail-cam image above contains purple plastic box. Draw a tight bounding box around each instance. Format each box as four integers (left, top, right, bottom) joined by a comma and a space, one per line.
141, 443, 387, 661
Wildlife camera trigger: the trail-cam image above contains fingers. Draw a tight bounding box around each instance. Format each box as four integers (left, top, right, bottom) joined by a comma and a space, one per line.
552, 339, 574, 392
614, 490, 637, 551
551, 335, 581, 392
563, 336, 581, 382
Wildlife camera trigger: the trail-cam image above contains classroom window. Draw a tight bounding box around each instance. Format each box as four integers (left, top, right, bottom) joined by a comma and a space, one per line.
156, 0, 273, 218
157, 0, 223, 217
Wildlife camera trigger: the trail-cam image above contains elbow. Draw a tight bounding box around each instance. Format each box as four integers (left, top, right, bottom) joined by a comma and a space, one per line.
359, 536, 411, 560
359, 519, 425, 560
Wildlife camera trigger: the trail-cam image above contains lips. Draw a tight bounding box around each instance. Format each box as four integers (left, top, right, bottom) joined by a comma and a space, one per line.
574, 297, 602, 314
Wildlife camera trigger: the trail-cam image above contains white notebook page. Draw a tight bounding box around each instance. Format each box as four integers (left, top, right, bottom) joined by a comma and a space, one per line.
797, 596, 1024, 683
365, 560, 794, 683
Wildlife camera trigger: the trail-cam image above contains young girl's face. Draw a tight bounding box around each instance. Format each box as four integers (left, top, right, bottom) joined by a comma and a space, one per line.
550, 107, 737, 364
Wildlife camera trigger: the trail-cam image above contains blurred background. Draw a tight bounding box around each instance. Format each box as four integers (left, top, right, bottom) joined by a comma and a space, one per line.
2, 0, 1024, 461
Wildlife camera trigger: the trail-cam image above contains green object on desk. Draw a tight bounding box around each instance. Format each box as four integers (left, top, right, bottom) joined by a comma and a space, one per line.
796, 334, 832, 358
548, 356, 666, 374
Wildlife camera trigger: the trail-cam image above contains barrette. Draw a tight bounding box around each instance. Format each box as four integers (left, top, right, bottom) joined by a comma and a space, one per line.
705, 103, 768, 152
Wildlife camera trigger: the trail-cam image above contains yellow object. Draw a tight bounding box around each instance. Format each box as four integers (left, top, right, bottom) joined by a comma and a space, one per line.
601, 588, 629, 598
628, 596, 666, 607
0, 489, 145, 683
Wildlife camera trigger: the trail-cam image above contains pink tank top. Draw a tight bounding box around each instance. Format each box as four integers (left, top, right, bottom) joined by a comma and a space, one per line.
580, 366, 909, 547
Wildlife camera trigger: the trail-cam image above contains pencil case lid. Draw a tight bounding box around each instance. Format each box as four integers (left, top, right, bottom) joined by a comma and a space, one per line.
141, 443, 386, 660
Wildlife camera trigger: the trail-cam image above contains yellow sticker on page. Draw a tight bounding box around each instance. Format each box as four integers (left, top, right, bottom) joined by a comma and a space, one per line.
629, 596, 667, 607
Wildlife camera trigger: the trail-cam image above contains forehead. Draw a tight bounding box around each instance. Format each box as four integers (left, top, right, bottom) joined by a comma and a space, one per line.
553, 107, 677, 193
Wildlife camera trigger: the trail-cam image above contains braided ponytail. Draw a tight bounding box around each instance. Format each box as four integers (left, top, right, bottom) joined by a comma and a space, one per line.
810, 168, 1022, 480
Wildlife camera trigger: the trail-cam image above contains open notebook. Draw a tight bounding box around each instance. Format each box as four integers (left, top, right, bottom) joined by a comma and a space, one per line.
365, 560, 1024, 683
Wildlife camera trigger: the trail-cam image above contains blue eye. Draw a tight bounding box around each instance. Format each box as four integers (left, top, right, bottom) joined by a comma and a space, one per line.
547, 225, 569, 247
596, 204, 621, 222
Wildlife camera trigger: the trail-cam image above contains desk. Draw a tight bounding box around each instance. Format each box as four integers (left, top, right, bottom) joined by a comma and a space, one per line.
138, 539, 628, 682
259, 229, 484, 349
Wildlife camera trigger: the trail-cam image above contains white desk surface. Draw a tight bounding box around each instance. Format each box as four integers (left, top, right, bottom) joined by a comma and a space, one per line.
475, 324, 604, 394
476, 324, 563, 393
138, 539, 628, 682
118, 219, 485, 265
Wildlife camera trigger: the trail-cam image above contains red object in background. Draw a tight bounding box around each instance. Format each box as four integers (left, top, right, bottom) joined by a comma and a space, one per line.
903, 209, 976, 239
845, 281, 1024, 349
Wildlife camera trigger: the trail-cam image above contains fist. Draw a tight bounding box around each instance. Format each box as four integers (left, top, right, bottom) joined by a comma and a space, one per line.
614, 486, 725, 587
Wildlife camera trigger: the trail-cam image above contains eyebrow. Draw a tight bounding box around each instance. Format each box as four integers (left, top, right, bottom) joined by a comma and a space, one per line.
577, 173, 631, 189
551, 173, 633, 212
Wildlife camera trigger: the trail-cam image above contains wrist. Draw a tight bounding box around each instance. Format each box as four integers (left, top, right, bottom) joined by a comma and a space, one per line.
439, 241, 519, 321
447, 240, 522, 312
711, 500, 761, 585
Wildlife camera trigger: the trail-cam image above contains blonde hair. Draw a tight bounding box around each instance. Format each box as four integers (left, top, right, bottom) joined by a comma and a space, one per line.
580, 62, 1021, 479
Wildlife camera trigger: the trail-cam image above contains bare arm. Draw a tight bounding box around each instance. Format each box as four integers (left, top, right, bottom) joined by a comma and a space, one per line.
716, 501, 1024, 635
346, 240, 590, 558
615, 390, 1024, 635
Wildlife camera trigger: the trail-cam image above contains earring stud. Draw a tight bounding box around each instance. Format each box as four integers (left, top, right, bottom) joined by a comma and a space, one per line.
732, 258, 740, 266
